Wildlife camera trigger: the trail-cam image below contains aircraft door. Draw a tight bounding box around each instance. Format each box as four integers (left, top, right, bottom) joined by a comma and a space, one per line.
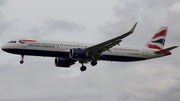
21, 42, 27, 47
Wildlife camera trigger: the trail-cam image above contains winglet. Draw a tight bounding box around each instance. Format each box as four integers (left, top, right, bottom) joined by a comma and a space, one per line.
120, 22, 138, 39
128, 22, 138, 33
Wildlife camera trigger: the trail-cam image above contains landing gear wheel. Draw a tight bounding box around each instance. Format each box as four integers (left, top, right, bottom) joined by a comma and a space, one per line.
80, 66, 87, 72
91, 60, 97, 66
20, 60, 24, 64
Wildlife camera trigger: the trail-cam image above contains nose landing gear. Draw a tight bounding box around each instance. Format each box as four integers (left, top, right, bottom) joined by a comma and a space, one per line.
20, 55, 24, 64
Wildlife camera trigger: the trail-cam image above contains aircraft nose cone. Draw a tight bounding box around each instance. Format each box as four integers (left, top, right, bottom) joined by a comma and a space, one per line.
2, 46, 5, 51
1, 44, 8, 51
1, 44, 14, 53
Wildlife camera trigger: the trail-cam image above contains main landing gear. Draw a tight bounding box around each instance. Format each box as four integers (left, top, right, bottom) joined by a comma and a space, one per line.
80, 65, 86, 72
80, 60, 97, 72
91, 60, 97, 66
20, 55, 24, 64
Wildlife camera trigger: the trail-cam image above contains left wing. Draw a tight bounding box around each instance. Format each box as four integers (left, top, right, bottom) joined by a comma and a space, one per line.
86, 22, 137, 58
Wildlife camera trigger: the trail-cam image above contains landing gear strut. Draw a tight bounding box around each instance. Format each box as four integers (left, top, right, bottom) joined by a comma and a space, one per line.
20, 55, 24, 64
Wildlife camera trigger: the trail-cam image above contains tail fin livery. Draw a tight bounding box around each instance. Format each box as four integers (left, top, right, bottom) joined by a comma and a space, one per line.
145, 27, 168, 50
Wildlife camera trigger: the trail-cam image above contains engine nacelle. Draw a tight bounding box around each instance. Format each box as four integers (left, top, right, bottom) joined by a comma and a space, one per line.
55, 57, 72, 67
69, 48, 89, 58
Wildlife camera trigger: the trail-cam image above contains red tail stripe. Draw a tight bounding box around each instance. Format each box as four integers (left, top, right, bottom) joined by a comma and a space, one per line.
152, 30, 167, 39
146, 44, 162, 50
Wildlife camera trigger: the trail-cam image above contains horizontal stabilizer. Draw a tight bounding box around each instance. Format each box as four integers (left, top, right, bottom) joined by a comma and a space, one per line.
155, 46, 178, 54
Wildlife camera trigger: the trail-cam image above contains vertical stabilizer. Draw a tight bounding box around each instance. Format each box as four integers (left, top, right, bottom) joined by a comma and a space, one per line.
145, 27, 168, 50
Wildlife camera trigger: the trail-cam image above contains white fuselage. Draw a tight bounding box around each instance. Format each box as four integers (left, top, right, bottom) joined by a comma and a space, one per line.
2, 39, 164, 62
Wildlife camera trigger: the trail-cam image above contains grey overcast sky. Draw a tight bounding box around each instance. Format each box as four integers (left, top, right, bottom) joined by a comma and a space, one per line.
0, 0, 180, 101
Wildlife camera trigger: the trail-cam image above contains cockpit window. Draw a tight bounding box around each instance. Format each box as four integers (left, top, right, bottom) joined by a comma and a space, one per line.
8, 41, 16, 43
8, 41, 12, 43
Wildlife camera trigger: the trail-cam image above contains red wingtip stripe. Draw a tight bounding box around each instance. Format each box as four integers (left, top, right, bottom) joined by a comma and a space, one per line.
152, 30, 167, 39
146, 44, 162, 50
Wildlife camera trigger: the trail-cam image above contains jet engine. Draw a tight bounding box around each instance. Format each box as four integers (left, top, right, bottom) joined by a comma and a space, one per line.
69, 48, 89, 58
54, 57, 74, 67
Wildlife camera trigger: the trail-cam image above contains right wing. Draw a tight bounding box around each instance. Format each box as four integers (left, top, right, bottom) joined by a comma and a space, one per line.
86, 23, 137, 58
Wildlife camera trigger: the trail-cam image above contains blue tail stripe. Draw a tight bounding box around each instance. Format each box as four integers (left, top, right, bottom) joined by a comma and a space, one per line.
151, 39, 165, 46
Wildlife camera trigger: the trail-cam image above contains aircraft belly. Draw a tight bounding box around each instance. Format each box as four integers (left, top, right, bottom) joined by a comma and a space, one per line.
3, 48, 69, 57
99, 54, 146, 62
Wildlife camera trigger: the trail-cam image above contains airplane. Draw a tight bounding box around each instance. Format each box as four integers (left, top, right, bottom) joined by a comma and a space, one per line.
1, 23, 178, 71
